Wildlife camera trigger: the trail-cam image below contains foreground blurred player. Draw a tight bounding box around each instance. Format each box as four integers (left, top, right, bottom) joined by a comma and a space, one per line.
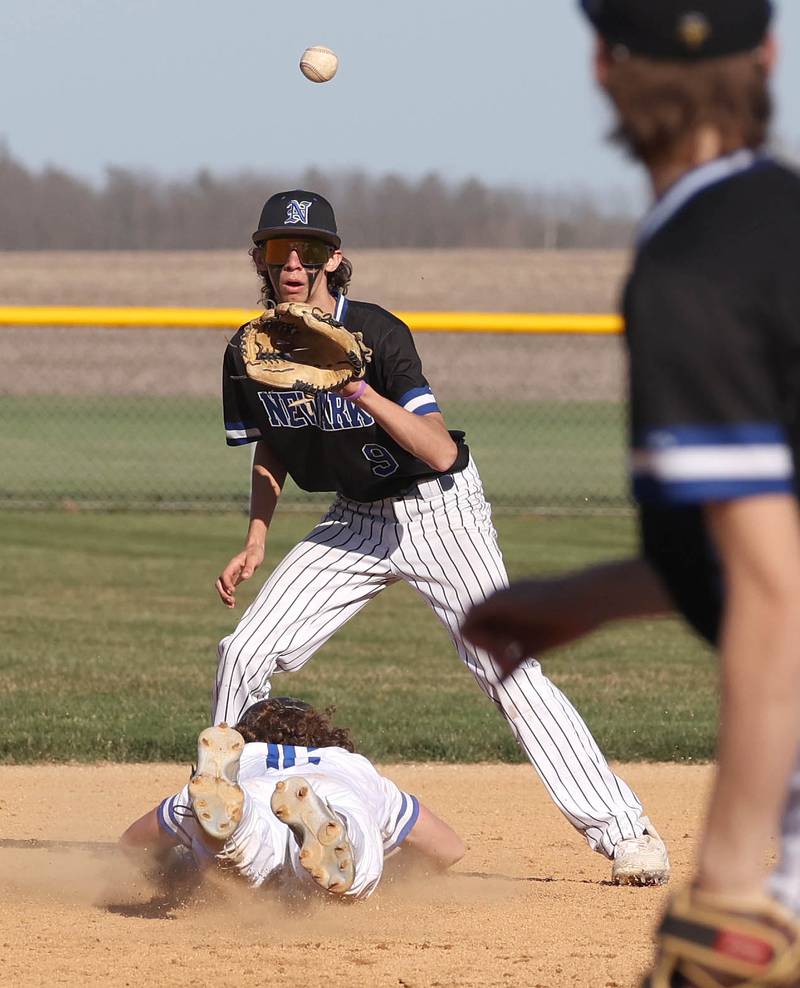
464, 1, 800, 983
120, 698, 464, 899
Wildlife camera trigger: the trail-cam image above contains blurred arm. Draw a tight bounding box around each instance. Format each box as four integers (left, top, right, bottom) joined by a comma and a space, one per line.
696, 495, 800, 895
461, 556, 673, 674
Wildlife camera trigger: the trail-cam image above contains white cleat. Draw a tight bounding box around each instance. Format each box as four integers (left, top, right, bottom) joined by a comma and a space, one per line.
188, 724, 245, 841
612, 819, 670, 887
271, 776, 355, 895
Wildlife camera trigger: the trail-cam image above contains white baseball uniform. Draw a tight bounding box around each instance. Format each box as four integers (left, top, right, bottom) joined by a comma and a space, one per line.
158, 741, 419, 898
215, 294, 651, 859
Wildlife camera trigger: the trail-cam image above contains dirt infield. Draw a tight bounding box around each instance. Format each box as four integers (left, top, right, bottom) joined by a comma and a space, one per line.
0, 762, 711, 987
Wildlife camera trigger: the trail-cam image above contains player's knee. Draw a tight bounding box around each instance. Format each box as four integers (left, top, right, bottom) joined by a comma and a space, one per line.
217, 634, 252, 667
217, 635, 232, 662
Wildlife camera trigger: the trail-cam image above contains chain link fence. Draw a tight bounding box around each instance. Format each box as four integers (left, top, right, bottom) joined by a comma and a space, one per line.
0, 324, 629, 512
0, 249, 633, 512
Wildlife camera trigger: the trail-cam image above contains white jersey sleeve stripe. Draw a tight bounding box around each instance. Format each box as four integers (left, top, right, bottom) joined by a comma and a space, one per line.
157, 794, 193, 847
632, 443, 793, 483
633, 443, 794, 503
383, 792, 420, 852
225, 423, 262, 446
409, 399, 440, 415
156, 796, 175, 837
402, 392, 440, 416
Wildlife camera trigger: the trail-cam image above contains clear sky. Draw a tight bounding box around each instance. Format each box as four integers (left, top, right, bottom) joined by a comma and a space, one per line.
3, 0, 799, 200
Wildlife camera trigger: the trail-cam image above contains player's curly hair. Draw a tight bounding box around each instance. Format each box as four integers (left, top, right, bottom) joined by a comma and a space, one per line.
234, 698, 356, 752
249, 247, 353, 307
603, 49, 771, 169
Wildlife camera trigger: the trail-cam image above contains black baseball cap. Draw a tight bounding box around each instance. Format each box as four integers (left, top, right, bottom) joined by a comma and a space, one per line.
252, 190, 340, 247
235, 696, 312, 734
579, 0, 773, 60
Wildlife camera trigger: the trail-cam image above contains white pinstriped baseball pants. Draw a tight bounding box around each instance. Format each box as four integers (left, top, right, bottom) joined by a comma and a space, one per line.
212, 457, 648, 857
769, 754, 800, 913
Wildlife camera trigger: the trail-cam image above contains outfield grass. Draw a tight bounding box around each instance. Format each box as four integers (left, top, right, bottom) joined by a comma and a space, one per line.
0, 511, 716, 765
0, 396, 627, 510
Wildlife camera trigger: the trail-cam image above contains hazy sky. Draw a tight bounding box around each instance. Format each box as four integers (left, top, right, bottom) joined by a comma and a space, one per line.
3, 1, 799, 199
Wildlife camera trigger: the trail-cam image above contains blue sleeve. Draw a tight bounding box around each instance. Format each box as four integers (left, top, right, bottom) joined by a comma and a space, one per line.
156, 789, 195, 849
627, 263, 794, 505
383, 791, 420, 853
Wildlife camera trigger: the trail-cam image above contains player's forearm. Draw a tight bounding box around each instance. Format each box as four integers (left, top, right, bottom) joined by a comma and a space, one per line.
352, 388, 457, 472
462, 556, 673, 666
246, 441, 287, 547
119, 808, 178, 859
576, 557, 673, 624
513, 557, 672, 630
403, 803, 465, 869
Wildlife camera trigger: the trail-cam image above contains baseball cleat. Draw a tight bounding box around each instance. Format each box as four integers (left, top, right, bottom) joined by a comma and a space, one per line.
188, 724, 245, 840
271, 776, 355, 894
612, 819, 670, 887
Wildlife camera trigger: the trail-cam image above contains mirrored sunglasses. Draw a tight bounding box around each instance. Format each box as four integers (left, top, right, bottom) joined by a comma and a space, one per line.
262, 238, 332, 266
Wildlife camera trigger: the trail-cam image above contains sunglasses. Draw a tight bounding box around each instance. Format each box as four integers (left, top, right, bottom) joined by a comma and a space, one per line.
260, 238, 333, 266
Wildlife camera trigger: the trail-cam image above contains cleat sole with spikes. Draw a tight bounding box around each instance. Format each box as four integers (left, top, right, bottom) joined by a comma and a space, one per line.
188, 724, 245, 841
270, 776, 355, 895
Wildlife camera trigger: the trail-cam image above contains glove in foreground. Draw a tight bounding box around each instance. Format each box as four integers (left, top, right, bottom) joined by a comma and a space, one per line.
643, 887, 800, 987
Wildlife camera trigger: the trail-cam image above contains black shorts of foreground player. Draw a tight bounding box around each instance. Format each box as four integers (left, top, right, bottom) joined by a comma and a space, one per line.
211, 189, 668, 886
120, 699, 464, 899
464, 1, 800, 984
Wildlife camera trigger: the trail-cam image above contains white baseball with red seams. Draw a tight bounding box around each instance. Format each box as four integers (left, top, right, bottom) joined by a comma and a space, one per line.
299, 46, 338, 83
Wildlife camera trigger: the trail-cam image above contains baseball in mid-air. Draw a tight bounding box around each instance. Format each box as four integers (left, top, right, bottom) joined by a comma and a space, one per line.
299, 46, 338, 83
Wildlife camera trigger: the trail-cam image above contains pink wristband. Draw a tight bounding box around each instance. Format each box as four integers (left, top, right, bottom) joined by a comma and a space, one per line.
342, 379, 368, 401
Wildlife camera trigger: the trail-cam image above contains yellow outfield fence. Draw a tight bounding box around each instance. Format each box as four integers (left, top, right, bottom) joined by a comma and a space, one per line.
0, 305, 623, 334
0, 305, 629, 512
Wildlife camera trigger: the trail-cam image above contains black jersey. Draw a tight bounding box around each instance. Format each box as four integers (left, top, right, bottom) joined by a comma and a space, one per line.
222, 295, 469, 502
624, 153, 800, 643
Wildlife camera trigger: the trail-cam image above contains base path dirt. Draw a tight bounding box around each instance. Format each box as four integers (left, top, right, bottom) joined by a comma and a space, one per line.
0, 762, 711, 988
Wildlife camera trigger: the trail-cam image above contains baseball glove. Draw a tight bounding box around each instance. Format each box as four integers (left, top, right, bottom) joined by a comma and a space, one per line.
642, 887, 800, 987
239, 302, 372, 394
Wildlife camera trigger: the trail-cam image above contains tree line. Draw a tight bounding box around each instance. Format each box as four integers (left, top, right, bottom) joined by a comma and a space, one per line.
0, 143, 637, 250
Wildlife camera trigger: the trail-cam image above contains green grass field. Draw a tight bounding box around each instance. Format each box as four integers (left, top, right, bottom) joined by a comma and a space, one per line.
0, 510, 717, 765
0, 396, 628, 510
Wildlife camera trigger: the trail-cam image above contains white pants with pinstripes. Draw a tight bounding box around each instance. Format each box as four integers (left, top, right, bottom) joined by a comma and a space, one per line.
769, 751, 800, 913
212, 457, 647, 858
